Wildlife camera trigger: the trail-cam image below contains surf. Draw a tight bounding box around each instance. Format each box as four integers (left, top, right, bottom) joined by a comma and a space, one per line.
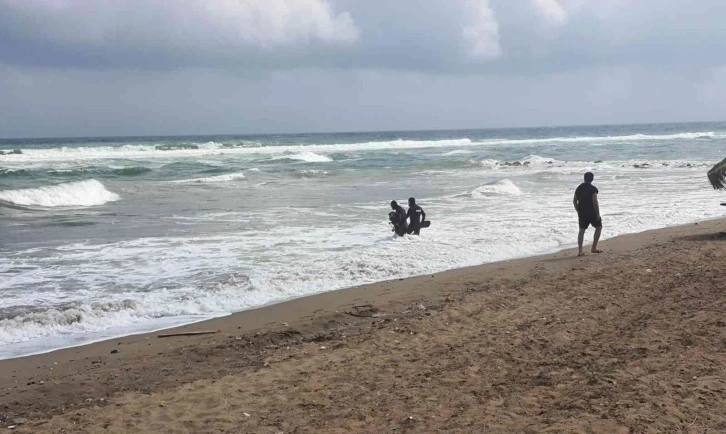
0, 179, 120, 207
170, 172, 246, 184
1, 131, 720, 165
271, 152, 333, 163
471, 179, 523, 197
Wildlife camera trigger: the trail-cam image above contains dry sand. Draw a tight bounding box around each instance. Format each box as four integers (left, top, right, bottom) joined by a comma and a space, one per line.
2, 219, 726, 433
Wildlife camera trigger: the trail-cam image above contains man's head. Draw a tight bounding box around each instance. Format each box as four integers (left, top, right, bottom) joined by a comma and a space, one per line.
584, 172, 594, 183
390, 200, 398, 209
408, 197, 416, 206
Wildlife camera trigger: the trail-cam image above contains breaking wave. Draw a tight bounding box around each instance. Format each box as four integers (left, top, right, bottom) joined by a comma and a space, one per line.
0, 132, 721, 164
294, 169, 329, 177
0, 166, 152, 179
0, 179, 120, 207
471, 179, 523, 197
0, 300, 141, 346
442, 150, 473, 156
48, 166, 152, 177
170, 172, 246, 184
273, 152, 333, 163
467, 155, 712, 172
0, 168, 33, 178
473, 159, 501, 169
470, 155, 560, 169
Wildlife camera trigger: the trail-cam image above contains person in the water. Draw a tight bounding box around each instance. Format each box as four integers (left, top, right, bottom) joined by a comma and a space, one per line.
406, 197, 426, 235
390, 200, 408, 236
573, 172, 602, 256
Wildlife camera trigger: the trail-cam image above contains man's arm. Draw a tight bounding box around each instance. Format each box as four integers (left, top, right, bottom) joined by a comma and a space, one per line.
421, 207, 426, 221
398, 209, 407, 223
573, 194, 579, 212
592, 193, 600, 219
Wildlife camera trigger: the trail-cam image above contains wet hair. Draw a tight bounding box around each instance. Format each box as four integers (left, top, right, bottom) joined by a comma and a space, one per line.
408, 197, 416, 205
390, 200, 398, 208
584, 172, 594, 183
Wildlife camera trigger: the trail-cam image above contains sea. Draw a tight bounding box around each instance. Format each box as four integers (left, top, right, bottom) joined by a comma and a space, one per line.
1, 122, 724, 359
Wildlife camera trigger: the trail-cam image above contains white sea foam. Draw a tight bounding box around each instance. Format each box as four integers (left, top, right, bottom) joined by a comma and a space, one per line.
274, 152, 333, 163
496, 131, 720, 145
467, 156, 711, 174
519, 155, 560, 165
442, 150, 473, 156
469, 155, 560, 169
0, 296, 232, 348
471, 179, 523, 197
3, 131, 718, 165
295, 169, 329, 177
474, 158, 501, 169
170, 172, 246, 184
0, 139, 474, 164
0, 301, 138, 345
0, 179, 119, 207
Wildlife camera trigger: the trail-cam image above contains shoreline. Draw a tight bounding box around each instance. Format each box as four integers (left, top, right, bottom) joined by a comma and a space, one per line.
3, 217, 723, 361
3, 216, 726, 432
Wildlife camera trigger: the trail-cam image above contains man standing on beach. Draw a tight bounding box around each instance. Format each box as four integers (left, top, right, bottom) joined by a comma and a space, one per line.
406, 197, 426, 235
573, 172, 602, 256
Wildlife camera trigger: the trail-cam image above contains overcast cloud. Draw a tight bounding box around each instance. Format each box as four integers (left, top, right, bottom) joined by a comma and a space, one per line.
0, 0, 724, 138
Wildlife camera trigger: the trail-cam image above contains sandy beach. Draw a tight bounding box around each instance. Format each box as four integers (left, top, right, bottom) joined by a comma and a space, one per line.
2, 218, 726, 433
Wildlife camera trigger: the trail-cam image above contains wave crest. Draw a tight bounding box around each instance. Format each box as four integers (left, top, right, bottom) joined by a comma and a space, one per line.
0, 179, 120, 207
170, 172, 246, 184
273, 152, 333, 163
294, 169, 329, 177
0, 300, 140, 345
0, 132, 721, 164
0, 139, 472, 163
471, 179, 522, 197
442, 150, 473, 156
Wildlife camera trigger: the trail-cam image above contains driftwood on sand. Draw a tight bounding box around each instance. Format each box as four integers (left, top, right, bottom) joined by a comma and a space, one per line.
157, 331, 219, 338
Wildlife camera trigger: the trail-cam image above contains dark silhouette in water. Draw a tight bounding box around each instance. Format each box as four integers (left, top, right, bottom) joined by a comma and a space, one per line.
573, 172, 602, 256
390, 200, 408, 236
406, 197, 427, 235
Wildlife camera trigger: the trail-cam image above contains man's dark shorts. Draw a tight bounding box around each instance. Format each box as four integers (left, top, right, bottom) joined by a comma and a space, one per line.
578, 213, 602, 229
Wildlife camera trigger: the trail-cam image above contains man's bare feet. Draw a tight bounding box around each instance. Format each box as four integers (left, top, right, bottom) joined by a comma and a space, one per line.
591, 249, 603, 254
578, 252, 586, 257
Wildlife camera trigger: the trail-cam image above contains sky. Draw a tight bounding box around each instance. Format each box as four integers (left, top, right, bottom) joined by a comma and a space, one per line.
0, 0, 725, 138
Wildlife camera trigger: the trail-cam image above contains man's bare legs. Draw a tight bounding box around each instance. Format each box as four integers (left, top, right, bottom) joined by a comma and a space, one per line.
579, 226, 602, 256
578, 228, 586, 256
592, 226, 602, 253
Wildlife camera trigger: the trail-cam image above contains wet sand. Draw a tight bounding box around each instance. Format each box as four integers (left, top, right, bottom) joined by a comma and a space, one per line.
2, 219, 726, 433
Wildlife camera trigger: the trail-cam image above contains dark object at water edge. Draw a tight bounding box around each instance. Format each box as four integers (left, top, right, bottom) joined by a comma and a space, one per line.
708, 157, 726, 190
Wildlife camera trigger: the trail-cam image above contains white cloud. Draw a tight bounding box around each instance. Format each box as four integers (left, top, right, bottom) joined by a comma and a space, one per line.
532, 0, 569, 25
2, 0, 726, 75
198, 0, 359, 47
0, 0, 359, 52
462, 0, 501, 60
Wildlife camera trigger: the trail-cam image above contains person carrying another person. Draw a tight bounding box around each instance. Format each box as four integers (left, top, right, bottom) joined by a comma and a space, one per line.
573, 172, 602, 256
406, 197, 426, 235
390, 200, 408, 237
